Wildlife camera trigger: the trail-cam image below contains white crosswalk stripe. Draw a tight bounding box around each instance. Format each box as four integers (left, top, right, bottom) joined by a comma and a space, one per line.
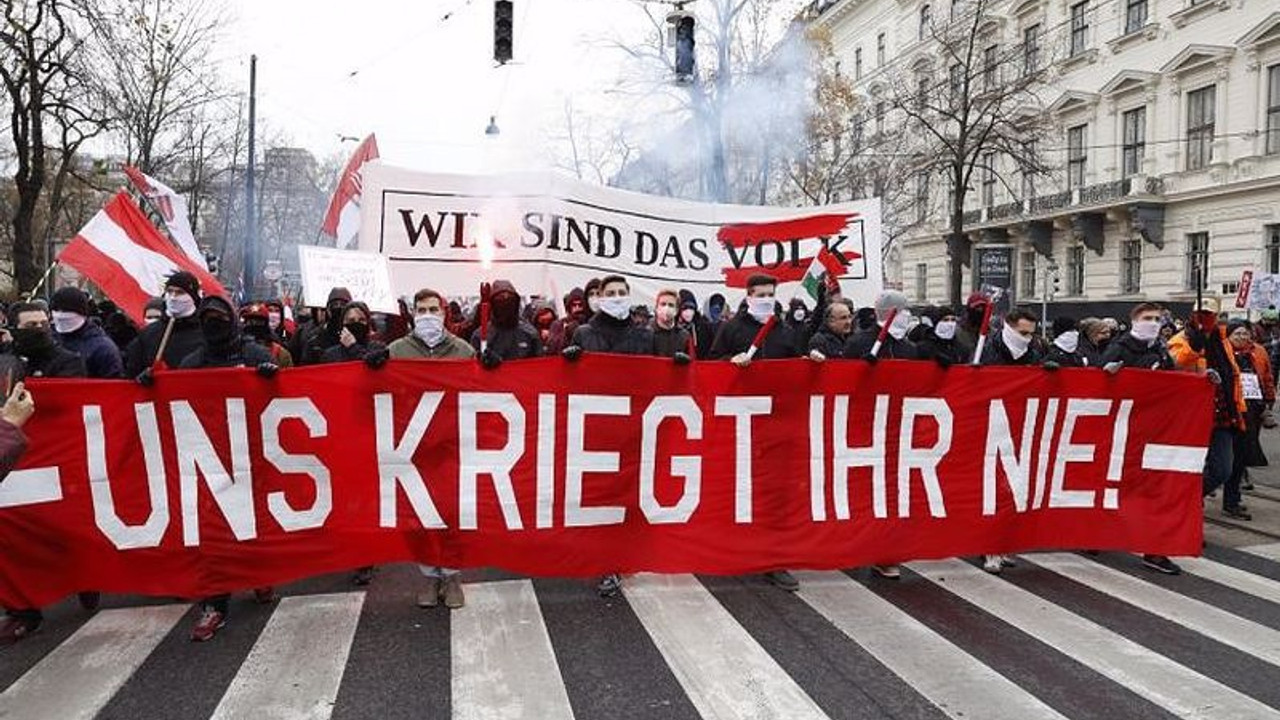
9, 551, 1280, 719
1240, 543, 1280, 562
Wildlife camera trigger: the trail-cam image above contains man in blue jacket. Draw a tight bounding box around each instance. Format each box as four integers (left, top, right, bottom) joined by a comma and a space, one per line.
50, 287, 122, 379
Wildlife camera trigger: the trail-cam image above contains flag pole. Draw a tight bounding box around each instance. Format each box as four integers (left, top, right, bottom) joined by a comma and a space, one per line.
24, 260, 59, 301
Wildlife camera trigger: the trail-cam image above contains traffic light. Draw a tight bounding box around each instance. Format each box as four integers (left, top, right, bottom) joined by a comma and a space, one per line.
674, 14, 696, 80
494, 1, 513, 65
1047, 262, 1060, 299
205, 252, 220, 275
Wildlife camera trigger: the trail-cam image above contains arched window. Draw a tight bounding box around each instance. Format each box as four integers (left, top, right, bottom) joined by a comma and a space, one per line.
919, 4, 932, 40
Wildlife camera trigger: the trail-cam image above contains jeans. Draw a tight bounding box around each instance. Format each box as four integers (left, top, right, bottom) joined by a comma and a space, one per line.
1202, 428, 1239, 508
419, 566, 459, 579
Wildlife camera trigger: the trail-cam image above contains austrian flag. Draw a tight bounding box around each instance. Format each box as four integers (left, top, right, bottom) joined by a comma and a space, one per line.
58, 192, 227, 325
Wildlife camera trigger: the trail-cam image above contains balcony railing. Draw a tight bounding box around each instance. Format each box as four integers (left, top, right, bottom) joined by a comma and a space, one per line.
1078, 179, 1129, 206
989, 201, 1023, 221
957, 176, 1166, 229
1030, 191, 1071, 213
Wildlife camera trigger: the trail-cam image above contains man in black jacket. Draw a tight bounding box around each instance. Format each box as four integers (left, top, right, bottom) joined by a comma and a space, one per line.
470, 280, 543, 365
844, 291, 917, 360
1101, 303, 1173, 372
708, 274, 800, 366
297, 287, 353, 366
915, 307, 968, 366
677, 289, 715, 358
124, 271, 205, 376
653, 289, 692, 358
808, 300, 853, 361
1045, 316, 1085, 368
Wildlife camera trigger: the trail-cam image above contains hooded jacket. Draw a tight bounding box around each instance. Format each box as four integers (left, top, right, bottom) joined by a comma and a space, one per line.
320, 301, 388, 364
56, 320, 123, 378
470, 280, 543, 360
298, 288, 353, 365
124, 310, 205, 376
547, 288, 589, 354
178, 296, 273, 369
571, 312, 657, 356
678, 289, 716, 357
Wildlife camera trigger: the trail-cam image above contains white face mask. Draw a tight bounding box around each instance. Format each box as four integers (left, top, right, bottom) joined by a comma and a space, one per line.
268, 311, 282, 330
1054, 329, 1080, 354
934, 319, 957, 341
51, 311, 86, 335
414, 313, 445, 346
656, 304, 677, 325
1131, 319, 1160, 344
1002, 323, 1032, 359
886, 309, 911, 340
747, 297, 775, 323
587, 296, 601, 314
165, 293, 196, 319
600, 295, 631, 321
680, 308, 695, 323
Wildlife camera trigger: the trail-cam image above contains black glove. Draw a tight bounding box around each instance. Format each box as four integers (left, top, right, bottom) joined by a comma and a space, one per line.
562, 345, 583, 362
1184, 323, 1207, 353
256, 362, 280, 378
481, 348, 503, 370
862, 352, 879, 364
364, 347, 390, 370
673, 351, 692, 365
135, 368, 155, 387
1042, 360, 1061, 371
934, 354, 952, 369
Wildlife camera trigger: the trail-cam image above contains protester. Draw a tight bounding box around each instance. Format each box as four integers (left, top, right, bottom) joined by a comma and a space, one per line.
709, 275, 801, 367
584, 277, 603, 317
956, 293, 989, 353
1225, 319, 1274, 516
0, 382, 34, 480
1077, 317, 1113, 367
142, 297, 166, 326
651, 289, 692, 358
388, 288, 476, 609
979, 308, 1043, 574
264, 300, 292, 344
124, 271, 205, 377
240, 302, 295, 367
49, 287, 123, 379
630, 304, 653, 328
808, 300, 854, 361
677, 289, 715, 358
915, 306, 967, 366
1101, 304, 1173, 372
175, 296, 279, 641
706, 292, 728, 327
299, 287, 353, 365
530, 300, 557, 348
470, 280, 542, 366
785, 298, 814, 351
547, 287, 590, 354
844, 291, 917, 361
321, 301, 390, 366
1044, 316, 1084, 368
94, 299, 139, 351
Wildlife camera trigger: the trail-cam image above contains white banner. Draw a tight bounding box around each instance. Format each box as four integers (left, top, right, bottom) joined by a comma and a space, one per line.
297, 245, 398, 313
359, 164, 883, 309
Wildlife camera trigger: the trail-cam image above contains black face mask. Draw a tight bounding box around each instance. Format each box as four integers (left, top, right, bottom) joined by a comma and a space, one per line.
12, 327, 53, 358
326, 303, 348, 331
202, 316, 234, 346
492, 294, 520, 328
243, 320, 272, 343
345, 321, 370, 345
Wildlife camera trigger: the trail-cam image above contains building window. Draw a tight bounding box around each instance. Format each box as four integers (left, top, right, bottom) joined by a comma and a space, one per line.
1186, 85, 1216, 171
1267, 64, 1280, 155
915, 263, 928, 300
949, 64, 963, 101
916, 72, 930, 111
851, 114, 864, 152
1266, 224, 1280, 275
1022, 24, 1041, 76
877, 32, 886, 66
981, 152, 996, 208
875, 101, 885, 134
915, 172, 930, 223
855, 48, 863, 80
1120, 237, 1142, 294
1185, 232, 1209, 291
1021, 140, 1037, 199
1124, 0, 1147, 34
1067, 124, 1087, 190
1069, 1, 1089, 57
919, 4, 932, 40
1066, 245, 1085, 295
1121, 107, 1145, 178
983, 45, 998, 91
1021, 251, 1037, 299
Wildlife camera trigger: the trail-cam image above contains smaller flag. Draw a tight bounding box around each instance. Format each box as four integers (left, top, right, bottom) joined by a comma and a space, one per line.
123, 166, 207, 270
58, 192, 227, 325
801, 246, 847, 301
321, 134, 380, 249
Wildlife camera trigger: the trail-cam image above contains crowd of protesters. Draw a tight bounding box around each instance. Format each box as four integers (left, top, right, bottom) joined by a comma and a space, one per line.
0, 269, 1276, 644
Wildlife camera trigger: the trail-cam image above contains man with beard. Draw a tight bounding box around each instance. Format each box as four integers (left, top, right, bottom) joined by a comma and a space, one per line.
652, 289, 692, 358
299, 287, 353, 365
844, 291, 917, 361
124, 271, 206, 377
388, 288, 477, 608
808, 300, 854, 361
177, 296, 280, 641
240, 302, 294, 367
471, 280, 543, 366
0, 303, 88, 644
547, 287, 590, 354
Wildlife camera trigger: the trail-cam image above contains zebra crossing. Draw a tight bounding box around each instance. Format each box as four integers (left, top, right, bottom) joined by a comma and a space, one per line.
5, 548, 1280, 719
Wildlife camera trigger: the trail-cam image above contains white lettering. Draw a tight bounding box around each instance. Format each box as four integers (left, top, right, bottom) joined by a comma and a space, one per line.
833, 394, 889, 519
86, 404, 168, 549
1049, 399, 1111, 509
982, 399, 1040, 515
565, 395, 629, 527
174, 399, 257, 546
458, 393, 526, 530
375, 392, 447, 529
639, 396, 703, 524
897, 398, 951, 518
261, 399, 332, 532
714, 396, 771, 524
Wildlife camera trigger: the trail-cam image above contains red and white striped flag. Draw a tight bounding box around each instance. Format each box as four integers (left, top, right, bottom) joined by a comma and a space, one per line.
122, 165, 207, 270
321, 134, 379, 249
58, 192, 228, 325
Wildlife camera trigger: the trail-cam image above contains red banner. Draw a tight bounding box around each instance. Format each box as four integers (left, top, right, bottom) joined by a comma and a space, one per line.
0, 357, 1212, 608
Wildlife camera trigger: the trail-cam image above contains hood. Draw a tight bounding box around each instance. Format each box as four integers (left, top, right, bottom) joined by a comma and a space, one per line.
327, 287, 353, 305
678, 289, 699, 312
563, 287, 588, 319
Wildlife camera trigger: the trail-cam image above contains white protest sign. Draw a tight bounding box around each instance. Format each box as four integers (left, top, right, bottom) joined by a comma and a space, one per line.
297, 245, 398, 313
359, 164, 884, 310
1246, 272, 1280, 311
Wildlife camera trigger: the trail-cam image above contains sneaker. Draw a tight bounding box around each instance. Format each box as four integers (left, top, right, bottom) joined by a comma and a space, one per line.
417, 576, 441, 608
764, 570, 800, 592
0, 614, 41, 646
77, 591, 101, 612
190, 608, 225, 642
872, 565, 901, 579
1224, 506, 1253, 521
596, 574, 623, 598
1142, 555, 1182, 575
1242, 478, 1255, 492
982, 555, 1003, 574
352, 566, 374, 586
1000, 556, 1017, 568
253, 587, 277, 604
441, 575, 465, 609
